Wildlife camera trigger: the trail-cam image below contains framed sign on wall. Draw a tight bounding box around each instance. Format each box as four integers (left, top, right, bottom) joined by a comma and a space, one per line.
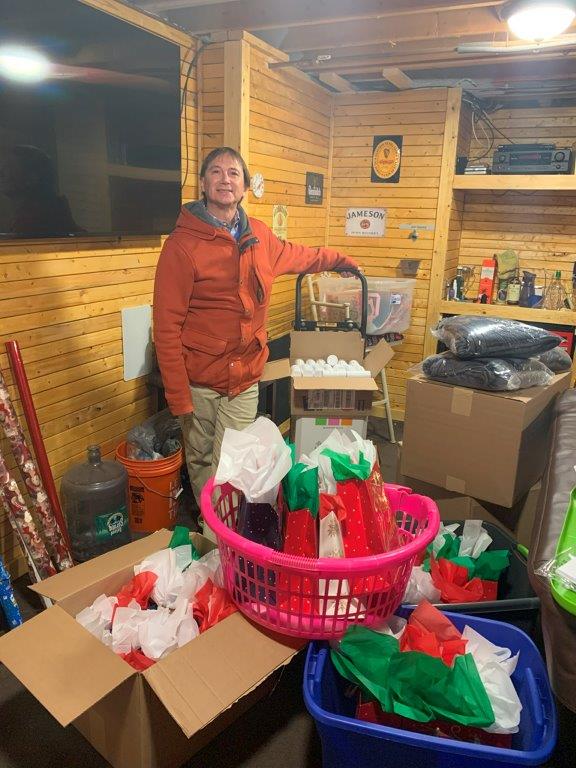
371, 135, 403, 183
305, 172, 324, 204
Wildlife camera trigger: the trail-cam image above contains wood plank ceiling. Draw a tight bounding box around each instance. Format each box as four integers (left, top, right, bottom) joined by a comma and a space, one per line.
131, 0, 576, 102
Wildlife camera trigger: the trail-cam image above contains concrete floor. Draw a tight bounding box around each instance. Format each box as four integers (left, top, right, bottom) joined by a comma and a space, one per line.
0, 417, 573, 767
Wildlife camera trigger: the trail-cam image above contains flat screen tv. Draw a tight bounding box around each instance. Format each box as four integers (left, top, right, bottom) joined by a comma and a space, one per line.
0, 0, 182, 239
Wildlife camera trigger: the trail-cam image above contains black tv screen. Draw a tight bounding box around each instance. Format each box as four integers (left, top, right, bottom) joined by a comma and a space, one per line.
0, 0, 181, 239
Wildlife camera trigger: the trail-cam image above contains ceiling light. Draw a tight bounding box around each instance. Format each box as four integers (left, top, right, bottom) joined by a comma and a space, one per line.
502, 1, 576, 42
0, 46, 51, 83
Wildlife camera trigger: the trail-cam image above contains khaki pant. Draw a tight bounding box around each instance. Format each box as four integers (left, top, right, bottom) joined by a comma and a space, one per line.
179, 383, 259, 539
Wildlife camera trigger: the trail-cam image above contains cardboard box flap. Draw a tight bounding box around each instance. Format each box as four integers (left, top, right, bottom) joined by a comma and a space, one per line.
364, 339, 394, 377
408, 372, 570, 428
292, 377, 378, 391
143, 612, 300, 739
261, 358, 290, 382
30, 530, 172, 602
0, 605, 135, 726
290, 330, 364, 363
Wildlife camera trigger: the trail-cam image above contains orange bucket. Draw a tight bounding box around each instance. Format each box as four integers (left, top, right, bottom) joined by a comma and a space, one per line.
115, 442, 183, 534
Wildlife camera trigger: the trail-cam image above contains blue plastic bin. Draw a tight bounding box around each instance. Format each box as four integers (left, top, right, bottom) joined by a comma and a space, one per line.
304, 610, 557, 768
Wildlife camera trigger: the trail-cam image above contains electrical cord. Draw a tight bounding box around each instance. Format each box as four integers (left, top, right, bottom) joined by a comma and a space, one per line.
181, 40, 211, 192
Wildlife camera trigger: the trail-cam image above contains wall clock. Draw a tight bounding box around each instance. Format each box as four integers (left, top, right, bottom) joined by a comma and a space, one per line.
251, 172, 265, 198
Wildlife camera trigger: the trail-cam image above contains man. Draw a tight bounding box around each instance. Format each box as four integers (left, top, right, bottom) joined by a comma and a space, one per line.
153, 146, 358, 524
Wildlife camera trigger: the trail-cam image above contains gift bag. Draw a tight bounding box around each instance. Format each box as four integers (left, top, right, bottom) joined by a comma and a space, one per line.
215, 416, 292, 549
314, 432, 397, 598
279, 455, 319, 613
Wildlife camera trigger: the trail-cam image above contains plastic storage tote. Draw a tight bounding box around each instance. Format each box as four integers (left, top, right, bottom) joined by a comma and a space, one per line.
304, 610, 557, 768
200, 480, 439, 640
404, 521, 540, 638
316, 276, 416, 335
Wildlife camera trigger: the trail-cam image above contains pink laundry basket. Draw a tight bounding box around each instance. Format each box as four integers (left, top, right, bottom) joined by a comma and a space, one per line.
200, 479, 439, 640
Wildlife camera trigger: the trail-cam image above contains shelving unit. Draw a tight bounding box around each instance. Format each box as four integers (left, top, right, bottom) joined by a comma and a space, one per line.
452, 175, 576, 192
439, 300, 576, 326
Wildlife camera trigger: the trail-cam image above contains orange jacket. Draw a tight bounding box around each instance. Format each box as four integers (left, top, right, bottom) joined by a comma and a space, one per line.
153, 203, 357, 416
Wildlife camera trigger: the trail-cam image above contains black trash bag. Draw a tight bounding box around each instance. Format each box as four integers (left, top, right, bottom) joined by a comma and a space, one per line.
432, 315, 560, 359
534, 346, 572, 372
421, 352, 554, 391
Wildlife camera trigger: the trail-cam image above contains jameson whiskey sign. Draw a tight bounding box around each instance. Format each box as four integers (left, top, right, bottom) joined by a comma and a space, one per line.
345, 208, 386, 237
305, 172, 324, 204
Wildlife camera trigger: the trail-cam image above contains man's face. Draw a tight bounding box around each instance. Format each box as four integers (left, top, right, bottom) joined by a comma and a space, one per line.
201, 153, 247, 209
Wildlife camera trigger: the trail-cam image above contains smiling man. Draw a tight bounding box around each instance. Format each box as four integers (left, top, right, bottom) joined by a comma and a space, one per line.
153, 147, 358, 533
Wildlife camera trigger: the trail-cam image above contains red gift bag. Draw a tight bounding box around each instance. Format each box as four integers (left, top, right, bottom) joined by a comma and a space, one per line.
279, 507, 318, 614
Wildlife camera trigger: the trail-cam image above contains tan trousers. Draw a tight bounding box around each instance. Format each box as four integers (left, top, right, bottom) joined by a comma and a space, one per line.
179, 383, 259, 538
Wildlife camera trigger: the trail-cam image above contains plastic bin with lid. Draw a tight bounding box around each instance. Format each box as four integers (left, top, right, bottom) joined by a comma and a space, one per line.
316, 276, 415, 335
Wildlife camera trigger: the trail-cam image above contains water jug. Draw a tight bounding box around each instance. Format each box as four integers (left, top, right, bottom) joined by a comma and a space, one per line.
61, 445, 131, 562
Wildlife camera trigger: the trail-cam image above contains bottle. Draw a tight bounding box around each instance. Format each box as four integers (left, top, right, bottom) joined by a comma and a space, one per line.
506, 275, 521, 305
542, 270, 567, 311
519, 271, 536, 307
61, 445, 131, 562
453, 267, 464, 301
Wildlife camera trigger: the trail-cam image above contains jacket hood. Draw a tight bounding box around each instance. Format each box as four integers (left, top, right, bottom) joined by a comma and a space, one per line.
177, 199, 251, 240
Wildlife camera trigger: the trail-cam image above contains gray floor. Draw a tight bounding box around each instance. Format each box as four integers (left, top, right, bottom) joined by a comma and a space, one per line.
0, 418, 573, 767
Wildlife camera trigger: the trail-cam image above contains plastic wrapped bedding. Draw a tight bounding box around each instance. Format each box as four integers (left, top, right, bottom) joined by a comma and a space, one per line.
534, 346, 572, 372
432, 316, 560, 360
421, 352, 554, 391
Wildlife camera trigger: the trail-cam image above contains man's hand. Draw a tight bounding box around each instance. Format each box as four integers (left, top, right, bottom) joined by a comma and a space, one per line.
339, 266, 363, 278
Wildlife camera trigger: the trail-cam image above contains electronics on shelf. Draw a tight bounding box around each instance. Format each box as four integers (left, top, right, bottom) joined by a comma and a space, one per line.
492, 144, 574, 175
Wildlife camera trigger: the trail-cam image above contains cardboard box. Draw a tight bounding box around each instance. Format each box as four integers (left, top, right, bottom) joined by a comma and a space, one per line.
0, 531, 301, 768
396, 470, 541, 546
261, 330, 393, 419
400, 373, 570, 507
293, 416, 367, 458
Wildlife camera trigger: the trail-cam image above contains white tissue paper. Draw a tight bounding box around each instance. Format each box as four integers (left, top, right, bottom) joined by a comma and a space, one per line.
302, 429, 377, 495
462, 625, 522, 733
459, 520, 493, 558
75, 594, 118, 642
135, 548, 184, 608
402, 565, 441, 604
430, 523, 460, 557
214, 416, 292, 504
111, 602, 147, 655
137, 599, 199, 661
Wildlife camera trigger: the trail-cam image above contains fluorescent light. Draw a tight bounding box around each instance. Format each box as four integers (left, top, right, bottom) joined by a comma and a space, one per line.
0, 46, 51, 83
504, 1, 576, 41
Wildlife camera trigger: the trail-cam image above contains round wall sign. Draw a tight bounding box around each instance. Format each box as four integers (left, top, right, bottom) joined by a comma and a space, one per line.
372, 139, 401, 180
251, 172, 265, 198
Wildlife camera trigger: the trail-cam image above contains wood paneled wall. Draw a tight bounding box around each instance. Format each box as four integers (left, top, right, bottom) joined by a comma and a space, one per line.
0, 4, 196, 578
199, 43, 225, 161
329, 90, 450, 413
247, 42, 333, 340
460, 107, 576, 296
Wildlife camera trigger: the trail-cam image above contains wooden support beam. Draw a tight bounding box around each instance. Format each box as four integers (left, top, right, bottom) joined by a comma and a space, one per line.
78, 0, 191, 44
317, 72, 355, 92
267, 7, 507, 54
423, 87, 462, 359
223, 38, 250, 161
140, 0, 240, 11
166, 0, 504, 34
382, 67, 414, 89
